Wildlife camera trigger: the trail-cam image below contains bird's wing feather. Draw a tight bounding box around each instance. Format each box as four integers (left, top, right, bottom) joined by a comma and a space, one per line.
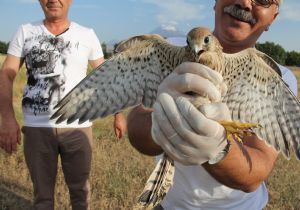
115, 34, 165, 53
51, 37, 186, 124
222, 48, 300, 159
255, 50, 282, 77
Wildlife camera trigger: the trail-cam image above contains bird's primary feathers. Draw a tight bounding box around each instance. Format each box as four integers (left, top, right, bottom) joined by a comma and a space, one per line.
51, 27, 300, 207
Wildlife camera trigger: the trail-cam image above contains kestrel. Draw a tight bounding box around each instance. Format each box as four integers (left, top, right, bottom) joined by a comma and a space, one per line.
51, 27, 300, 209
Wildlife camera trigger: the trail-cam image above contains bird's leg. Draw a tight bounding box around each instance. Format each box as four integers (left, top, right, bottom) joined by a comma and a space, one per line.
218, 120, 261, 143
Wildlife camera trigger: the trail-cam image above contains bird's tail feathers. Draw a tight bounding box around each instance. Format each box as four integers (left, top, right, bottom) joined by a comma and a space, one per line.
133, 154, 174, 210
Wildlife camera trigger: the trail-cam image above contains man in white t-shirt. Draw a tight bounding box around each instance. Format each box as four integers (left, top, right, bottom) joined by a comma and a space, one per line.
127, 0, 298, 210
0, 0, 126, 209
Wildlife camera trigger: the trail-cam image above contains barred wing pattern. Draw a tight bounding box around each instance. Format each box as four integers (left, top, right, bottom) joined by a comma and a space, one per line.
222, 49, 300, 159
51, 38, 186, 124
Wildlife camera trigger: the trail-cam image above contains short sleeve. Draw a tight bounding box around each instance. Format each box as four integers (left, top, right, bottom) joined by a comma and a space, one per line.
278, 64, 298, 96
7, 25, 25, 58
88, 29, 104, 60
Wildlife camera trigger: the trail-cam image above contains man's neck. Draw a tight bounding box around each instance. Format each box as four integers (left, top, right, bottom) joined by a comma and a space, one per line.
213, 31, 255, 54
219, 41, 251, 54
43, 18, 70, 36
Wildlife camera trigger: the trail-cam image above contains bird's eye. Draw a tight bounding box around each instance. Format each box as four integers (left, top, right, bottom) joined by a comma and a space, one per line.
204, 36, 210, 44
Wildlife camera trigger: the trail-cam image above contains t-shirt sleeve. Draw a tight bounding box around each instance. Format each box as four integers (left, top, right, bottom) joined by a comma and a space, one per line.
88, 29, 104, 60
7, 25, 25, 58
279, 65, 298, 97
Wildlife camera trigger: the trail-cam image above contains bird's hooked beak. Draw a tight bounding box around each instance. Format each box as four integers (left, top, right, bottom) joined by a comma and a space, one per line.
191, 45, 205, 62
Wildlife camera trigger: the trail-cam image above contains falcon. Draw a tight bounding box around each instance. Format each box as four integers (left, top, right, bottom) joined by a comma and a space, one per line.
51, 27, 300, 209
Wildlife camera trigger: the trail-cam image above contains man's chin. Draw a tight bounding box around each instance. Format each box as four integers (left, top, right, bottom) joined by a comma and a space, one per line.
222, 26, 252, 42
222, 18, 253, 38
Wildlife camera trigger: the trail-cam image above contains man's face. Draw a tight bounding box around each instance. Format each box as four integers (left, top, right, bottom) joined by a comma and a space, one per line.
214, 0, 279, 51
39, 0, 72, 20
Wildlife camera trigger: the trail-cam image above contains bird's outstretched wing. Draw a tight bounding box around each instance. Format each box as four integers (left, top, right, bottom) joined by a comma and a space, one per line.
222, 48, 300, 159
51, 35, 186, 124
115, 34, 165, 53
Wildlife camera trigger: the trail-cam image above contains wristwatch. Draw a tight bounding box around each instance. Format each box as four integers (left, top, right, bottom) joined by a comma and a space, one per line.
208, 141, 231, 165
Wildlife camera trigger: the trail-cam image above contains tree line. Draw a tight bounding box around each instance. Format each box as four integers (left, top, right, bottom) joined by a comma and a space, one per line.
255, 42, 300, 67
1, 40, 299, 67
0, 41, 8, 55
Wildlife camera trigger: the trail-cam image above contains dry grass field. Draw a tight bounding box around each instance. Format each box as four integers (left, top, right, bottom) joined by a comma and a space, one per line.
0, 53, 299, 210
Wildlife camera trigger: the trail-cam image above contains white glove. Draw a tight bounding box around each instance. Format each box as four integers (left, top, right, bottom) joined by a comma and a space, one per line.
151, 93, 231, 165
157, 62, 227, 103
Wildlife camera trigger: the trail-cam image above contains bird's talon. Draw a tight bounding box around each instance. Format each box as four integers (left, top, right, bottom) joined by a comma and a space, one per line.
220, 120, 259, 143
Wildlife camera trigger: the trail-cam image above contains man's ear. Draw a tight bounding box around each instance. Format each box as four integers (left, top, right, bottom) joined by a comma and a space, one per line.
265, 8, 279, 31
273, 11, 279, 21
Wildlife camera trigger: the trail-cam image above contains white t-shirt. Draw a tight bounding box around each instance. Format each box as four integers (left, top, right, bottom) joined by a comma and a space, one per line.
159, 37, 298, 210
8, 21, 104, 128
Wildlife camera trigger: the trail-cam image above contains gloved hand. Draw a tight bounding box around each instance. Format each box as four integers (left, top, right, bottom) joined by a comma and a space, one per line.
151, 93, 231, 165
157, 62, 227, 103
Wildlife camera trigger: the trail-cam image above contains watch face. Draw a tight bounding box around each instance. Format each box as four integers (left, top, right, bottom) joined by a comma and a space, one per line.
208, 141, 231, 165
208, 151, 227, 165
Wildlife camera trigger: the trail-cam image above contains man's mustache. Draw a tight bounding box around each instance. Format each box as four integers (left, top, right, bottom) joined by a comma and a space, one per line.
224, 5, 257, 25
46, 2, 62, 9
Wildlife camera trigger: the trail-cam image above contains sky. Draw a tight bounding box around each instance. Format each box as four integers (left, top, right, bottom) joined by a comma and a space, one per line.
0, 0, 300, 51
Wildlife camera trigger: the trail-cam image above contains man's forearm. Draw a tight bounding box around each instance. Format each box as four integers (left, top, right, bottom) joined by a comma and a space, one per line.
0, 56, 22, 153
203, 135, 278, 192
128, 104, 278, 192
127, 105, 163, 156
0, 70, 16, 120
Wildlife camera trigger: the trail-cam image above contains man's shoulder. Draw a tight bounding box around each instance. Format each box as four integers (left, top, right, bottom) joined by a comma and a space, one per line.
70, 22, 94, 34
276, 64, 298, 95
10, 20, 43, 42
277, 64, 297, 82
19, 20, 43, 29
277, 64, 293, 76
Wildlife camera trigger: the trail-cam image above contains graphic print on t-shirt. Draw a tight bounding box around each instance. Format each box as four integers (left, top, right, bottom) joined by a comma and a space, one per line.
22, 34, 71, 115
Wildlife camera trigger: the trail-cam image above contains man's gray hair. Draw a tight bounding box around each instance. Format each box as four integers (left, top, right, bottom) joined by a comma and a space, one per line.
215, 0, 283, 6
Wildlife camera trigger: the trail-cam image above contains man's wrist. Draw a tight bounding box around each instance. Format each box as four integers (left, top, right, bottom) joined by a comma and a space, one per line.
208, 140, 231, 165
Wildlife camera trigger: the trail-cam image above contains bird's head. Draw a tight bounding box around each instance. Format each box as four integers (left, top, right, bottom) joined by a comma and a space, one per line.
186, 27, 221, 62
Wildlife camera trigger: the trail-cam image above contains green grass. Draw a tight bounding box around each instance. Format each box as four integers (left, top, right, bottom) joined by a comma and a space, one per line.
0, 54, 300, 209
